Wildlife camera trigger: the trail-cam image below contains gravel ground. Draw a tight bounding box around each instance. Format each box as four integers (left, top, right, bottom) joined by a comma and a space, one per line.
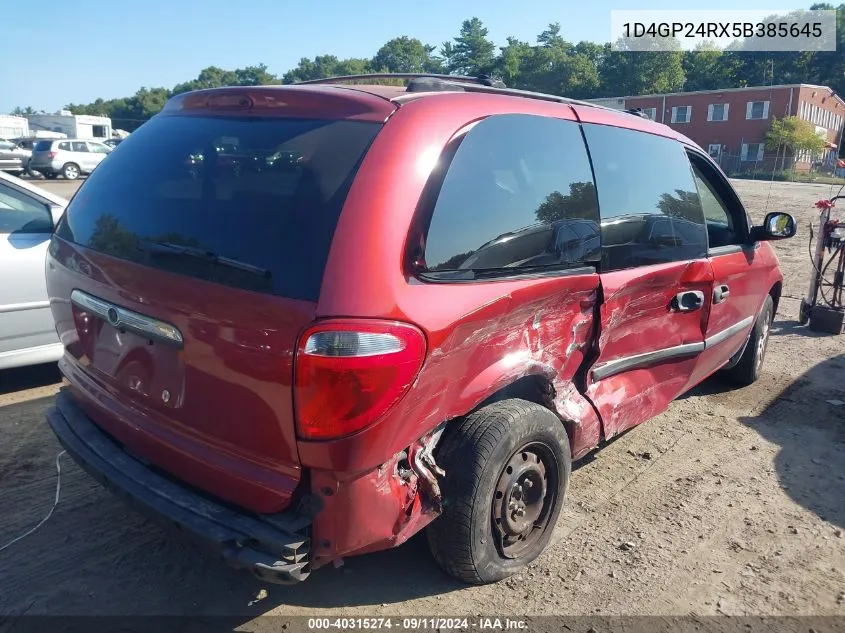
0, 179, 843, 624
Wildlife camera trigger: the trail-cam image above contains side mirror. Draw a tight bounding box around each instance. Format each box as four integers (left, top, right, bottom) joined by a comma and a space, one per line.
48, 203, 65, 229
751, 211, 796, 241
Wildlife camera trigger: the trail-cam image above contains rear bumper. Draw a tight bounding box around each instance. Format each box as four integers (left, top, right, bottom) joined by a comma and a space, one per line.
46, 388, 312, 584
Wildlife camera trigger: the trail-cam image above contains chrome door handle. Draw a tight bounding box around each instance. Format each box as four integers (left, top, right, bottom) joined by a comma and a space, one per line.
713, 284, 730, 304
672, 290, 705, 312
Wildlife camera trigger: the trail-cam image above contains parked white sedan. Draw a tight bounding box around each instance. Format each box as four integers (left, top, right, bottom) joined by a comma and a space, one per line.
0, 171, 66, 370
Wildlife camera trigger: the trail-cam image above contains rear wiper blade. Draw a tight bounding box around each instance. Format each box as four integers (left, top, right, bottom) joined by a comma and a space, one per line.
141, 240, 270, 277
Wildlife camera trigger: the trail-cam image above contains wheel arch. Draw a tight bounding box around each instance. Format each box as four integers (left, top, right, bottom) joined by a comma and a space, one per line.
769, 280, 782, 315
459, 374, 589, 459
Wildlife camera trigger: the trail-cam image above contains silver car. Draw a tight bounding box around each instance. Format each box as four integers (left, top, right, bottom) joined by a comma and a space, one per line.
29, 138, 111, 180
0, 171, 66, 370
0, 138, 32, 176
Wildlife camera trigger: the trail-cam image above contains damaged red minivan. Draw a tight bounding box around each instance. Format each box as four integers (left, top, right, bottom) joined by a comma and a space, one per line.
45, 74, 796, 585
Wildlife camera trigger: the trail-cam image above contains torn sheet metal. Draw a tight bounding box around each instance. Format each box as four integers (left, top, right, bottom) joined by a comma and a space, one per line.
308, 428, 445, 569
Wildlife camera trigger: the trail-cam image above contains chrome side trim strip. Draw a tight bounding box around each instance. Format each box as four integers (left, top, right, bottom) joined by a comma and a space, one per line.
0, 300, 50, 314
704, 316, 754, 349
70, 289, 184, 348
591, 341, 705, 382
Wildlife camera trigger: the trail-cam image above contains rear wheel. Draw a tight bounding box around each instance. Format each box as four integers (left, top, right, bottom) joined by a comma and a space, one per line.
62, 163, 80, 180
45, 173, 58, 180
426, 399, 571, 584
723, 294, 774, 386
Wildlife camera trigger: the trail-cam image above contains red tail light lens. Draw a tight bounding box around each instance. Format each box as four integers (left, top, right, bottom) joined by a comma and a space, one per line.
47, 151, 57, 158
294, 320, 427, 440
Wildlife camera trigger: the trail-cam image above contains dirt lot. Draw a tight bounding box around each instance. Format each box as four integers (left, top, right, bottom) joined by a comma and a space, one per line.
1, 179, 844, 622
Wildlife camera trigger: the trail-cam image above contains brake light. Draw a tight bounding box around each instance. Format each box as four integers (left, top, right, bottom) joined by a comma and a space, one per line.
294, 320, 427, 440
47, 151, 57, 158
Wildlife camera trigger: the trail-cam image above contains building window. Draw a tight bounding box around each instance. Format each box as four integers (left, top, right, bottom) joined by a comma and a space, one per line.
741, 143, 765, 161
671, 106, 691, 123
642, 107, 657, 121
708, 144, 722, 159
746, 101, 770, 120
707, 103, 729, 122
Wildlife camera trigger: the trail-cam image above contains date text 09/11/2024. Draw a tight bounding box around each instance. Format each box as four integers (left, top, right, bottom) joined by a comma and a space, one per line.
306, 618, 529, 630
622, 21, 824, 39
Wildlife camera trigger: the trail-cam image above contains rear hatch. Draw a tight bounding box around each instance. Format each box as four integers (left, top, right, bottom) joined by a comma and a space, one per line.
47, 87, 392, 513
29, 140, 55, 168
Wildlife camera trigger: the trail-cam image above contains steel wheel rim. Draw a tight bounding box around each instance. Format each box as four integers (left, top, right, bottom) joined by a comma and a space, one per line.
66, 165, 78, 178
756, 312, 771, 372
491, 441, 559, 559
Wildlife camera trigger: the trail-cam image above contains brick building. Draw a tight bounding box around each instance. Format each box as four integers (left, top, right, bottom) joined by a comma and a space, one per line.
587, 84, 845, 173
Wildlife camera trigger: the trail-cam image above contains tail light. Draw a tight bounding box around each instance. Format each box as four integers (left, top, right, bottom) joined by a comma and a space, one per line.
294, 320, 427, 440
47, 151, 57, 158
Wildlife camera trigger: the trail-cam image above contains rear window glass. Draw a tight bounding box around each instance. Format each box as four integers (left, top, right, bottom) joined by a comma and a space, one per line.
55, 115, 381, 301
34, 140, 52, 151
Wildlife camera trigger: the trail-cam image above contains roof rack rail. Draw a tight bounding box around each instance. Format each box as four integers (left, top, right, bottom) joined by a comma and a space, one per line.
294, 73, 507, 88
294, 73, 647, 118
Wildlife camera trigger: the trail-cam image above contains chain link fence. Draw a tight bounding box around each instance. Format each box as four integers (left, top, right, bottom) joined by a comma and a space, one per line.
709, 152, 844, 179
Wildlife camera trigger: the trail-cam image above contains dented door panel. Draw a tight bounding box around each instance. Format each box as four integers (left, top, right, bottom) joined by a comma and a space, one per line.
586, 260, 713, 439
690, 248, 766, 385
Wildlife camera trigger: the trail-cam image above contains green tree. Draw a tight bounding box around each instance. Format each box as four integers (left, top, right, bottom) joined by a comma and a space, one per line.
10, 106, 39, 116
600, 37, 685, 96
172, 66, 238, 95
372, 36, 442, 73
766, 115, 827, 168
535, 182, 598, 224
517, 24, 600, 97
682, 42, 738, 92
493, 37, 534, 88
234, 63, 280, 86
442, 17, 496, 75
658, 189, 705, 222
282, 55, 371, 83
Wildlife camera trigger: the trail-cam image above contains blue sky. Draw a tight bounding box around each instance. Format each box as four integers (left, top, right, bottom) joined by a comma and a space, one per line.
1, 0, 793, 113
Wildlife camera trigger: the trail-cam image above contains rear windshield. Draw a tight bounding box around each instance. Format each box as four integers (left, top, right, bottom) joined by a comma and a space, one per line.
55, 115, 381, 301
34, 140, 53, 151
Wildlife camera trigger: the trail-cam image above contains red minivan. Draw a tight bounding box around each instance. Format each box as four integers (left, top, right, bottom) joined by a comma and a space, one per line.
45, 74, 795, 585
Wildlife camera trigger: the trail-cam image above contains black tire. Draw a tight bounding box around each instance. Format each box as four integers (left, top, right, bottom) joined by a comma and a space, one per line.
62, 163, 80, 180
45, 173, 58, 180
426, 399, 571, 585
722, 294, 774, 387
798, 299, 811, 326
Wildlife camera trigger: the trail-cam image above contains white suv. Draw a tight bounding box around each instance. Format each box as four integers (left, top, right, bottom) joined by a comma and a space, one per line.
29, 138, 112, 180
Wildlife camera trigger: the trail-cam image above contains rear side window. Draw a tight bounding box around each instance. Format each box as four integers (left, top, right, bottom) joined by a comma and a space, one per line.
421, 113, 600, 279
58, 142, 72, 151
55, 115, 381, 301
34, 140, 52, 151
582, 123, 707, 272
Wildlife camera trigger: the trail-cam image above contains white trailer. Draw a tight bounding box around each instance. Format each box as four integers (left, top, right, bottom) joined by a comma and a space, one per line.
27, 111, 112, 140
0, 115, 30, 138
